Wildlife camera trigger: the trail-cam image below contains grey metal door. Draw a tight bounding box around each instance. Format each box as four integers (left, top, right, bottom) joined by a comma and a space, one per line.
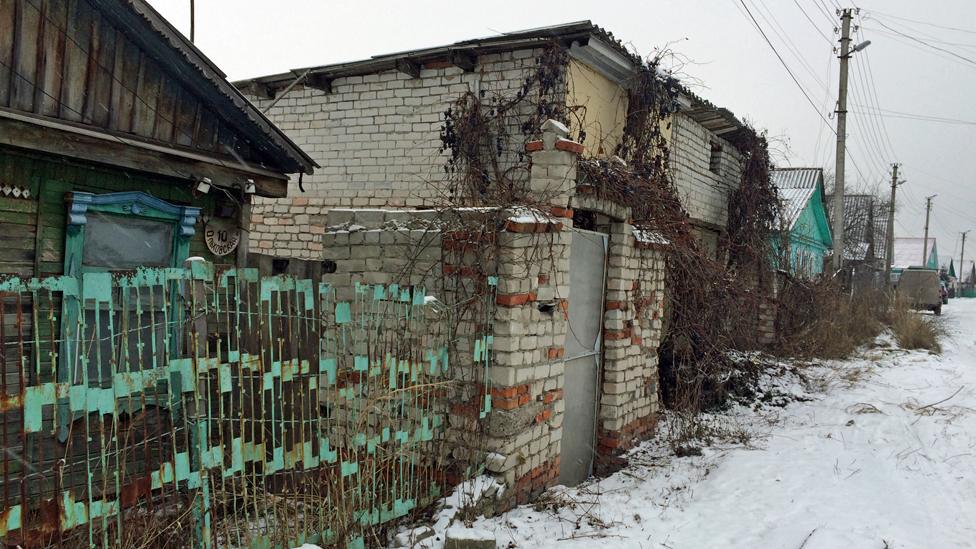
559, 229, 607, 486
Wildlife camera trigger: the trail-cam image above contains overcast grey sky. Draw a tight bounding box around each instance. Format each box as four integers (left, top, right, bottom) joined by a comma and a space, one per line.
149, 0, 976, 262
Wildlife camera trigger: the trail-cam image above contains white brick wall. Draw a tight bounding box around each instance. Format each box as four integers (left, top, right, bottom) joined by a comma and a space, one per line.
670, 112, 744, 230
245, 50, 545, 258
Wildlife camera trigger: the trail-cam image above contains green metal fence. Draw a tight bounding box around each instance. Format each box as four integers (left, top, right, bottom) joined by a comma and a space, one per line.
0, 264, 494, 548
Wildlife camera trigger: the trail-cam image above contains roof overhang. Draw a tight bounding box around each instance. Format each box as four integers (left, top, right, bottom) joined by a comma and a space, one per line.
94, 0, 317, 175
0, 108, 289, 197
234, 20, 753, 147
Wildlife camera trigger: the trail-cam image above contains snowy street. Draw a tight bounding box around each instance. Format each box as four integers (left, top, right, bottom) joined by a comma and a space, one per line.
453, 300, 976, 549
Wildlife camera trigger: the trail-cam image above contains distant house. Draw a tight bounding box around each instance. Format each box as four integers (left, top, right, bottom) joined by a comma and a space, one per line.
825, 193, 886, 267
770, 168, 832, 276
892, 237, 939, 273
960, 260, 976, 297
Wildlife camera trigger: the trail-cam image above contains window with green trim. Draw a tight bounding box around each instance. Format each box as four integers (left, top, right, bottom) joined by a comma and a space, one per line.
57, 191, 201, 440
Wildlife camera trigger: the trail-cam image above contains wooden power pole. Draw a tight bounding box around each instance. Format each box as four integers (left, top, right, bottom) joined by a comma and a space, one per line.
922, 195, 936, 267
884, 163, 899, 286
190, 0, 196, 42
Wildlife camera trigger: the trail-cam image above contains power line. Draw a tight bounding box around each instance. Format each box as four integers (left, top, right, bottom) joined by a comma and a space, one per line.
864, 9, 976, 36
869, 19, 976, 68
855, 26, 899, 160
749, 0, 829, 91
735, 0, 835, 128
850, 107, 976, 126
792, 0, 835, 45
735, 0, 870, 183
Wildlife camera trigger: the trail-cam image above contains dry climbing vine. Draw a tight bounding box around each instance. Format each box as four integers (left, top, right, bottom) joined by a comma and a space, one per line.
437, 44, 781, 412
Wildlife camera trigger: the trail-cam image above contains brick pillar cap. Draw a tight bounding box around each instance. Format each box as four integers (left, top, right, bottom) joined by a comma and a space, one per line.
541, 119, 570, 137
541, 119, 570, 150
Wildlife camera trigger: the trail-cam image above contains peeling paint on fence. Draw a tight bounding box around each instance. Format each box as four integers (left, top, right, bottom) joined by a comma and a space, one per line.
0, 264, 495, 548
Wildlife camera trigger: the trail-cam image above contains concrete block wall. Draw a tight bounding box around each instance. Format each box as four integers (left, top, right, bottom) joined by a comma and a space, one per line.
670, 112, 743, 230
245, 49, 545, 259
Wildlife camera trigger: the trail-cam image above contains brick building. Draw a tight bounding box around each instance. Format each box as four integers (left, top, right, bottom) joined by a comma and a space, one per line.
235, 22, 755, 505
236, 21, 749, 260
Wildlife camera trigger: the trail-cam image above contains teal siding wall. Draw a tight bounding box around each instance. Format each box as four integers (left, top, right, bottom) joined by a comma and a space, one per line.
771, 191, 832, 277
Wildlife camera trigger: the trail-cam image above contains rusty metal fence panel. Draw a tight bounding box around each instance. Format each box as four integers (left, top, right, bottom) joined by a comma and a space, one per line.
0, 264, 495, 548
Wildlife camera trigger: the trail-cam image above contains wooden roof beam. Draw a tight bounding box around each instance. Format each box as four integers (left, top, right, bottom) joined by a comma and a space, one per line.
395, 58, 421, 79
450, 51, 478, 72
306, 73, 334, 94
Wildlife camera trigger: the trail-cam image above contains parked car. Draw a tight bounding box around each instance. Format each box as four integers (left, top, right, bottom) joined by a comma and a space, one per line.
897, 268, 943, 315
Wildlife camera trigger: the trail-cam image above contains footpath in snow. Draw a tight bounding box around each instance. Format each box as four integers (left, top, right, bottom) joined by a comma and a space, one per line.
414, 299, 976, 549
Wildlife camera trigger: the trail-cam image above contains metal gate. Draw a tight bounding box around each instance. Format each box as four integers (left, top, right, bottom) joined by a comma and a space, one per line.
558, 229, 607, 486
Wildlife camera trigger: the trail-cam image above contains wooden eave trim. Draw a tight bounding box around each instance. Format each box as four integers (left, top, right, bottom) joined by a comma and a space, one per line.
0, 109, 289, 197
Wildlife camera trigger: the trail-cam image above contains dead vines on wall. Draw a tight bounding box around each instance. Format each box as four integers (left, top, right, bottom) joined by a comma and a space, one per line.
579, 56, 780, 413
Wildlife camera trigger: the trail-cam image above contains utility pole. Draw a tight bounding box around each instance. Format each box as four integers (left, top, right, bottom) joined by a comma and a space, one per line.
831, 9, 854, 271
922, 195, 936, 267
884, 163, 899, 287
960, 230, 969, 285
190, 0, 196, 42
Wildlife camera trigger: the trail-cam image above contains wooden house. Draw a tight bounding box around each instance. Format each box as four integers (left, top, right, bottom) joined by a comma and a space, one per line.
0, 0, 315, 539
770, 168, 832, 277
0, 0, 316, 279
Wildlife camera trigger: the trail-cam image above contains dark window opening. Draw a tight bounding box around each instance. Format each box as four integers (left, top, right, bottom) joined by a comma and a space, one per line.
272, 258, 290, 275
709, 141, 723, 174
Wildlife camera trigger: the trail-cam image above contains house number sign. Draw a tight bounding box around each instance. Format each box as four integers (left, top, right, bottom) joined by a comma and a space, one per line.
204, 219, 241, 256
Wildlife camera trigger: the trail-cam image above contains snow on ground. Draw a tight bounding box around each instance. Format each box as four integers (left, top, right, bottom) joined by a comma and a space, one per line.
428, 300, 976, 549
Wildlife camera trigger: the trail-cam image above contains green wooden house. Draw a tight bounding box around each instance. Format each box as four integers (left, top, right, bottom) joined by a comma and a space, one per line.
0, 0, 316, 279
770, 168, 833, 277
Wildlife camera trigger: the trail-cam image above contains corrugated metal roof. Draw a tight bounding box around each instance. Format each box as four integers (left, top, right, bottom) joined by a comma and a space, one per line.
777, 187, 816, 230
772, 168, 822, 231
771, 168, 821, 190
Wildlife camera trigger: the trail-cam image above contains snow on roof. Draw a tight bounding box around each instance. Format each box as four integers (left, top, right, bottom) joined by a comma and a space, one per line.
506, 206, 554, 224
892, 237, 936, 269
771, 168, 822, 231
633, 229, 670, 246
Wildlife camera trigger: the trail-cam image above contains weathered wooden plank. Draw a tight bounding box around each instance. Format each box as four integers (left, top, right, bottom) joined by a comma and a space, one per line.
34, 0, 66, 117
0, 196, 37, 214
88, 12, 115, 127
172, 84, 197, 147
153, 75, 178, 142
83, 9, 109, 126
0, 0, 16, 106
0, 210, 36, 225
11, 0, 40, 112
107, 26, 124, 131
59, 0, 92, 122
131, 52, 160, 138
116, 32, 140, 133
196, 105, 219, 151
